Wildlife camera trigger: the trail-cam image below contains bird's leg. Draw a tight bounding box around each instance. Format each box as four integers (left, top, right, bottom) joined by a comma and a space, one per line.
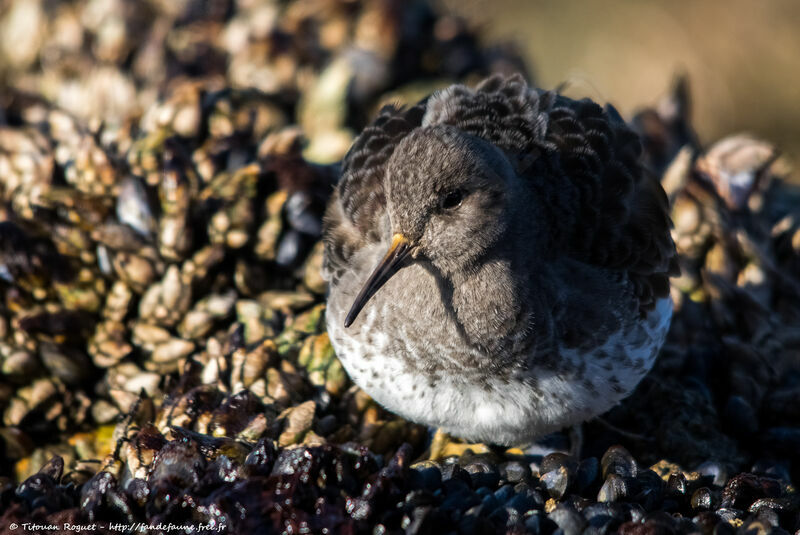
427, 428, 493, 461
568, 424, 584, 459
487, 443, 509, 458
592, 416, 655, 443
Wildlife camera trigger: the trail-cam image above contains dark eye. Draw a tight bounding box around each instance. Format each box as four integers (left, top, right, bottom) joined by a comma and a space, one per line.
440, 189, 464, 210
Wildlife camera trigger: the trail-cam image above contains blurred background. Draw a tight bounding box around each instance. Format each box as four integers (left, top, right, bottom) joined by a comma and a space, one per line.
444, 0, 800, 164
3, 0, 799, 163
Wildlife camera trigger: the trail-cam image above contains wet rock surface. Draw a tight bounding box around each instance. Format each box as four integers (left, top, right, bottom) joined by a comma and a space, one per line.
0, 1, 799, 534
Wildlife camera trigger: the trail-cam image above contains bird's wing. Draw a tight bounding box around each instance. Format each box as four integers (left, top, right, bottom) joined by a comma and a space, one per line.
423, 74, 679, 312
538, 91, 679, 311
322, 102, 426, 283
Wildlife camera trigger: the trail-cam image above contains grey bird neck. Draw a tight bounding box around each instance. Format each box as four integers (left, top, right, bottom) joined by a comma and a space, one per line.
382, 126, 554, 359
447, 205, 546, 358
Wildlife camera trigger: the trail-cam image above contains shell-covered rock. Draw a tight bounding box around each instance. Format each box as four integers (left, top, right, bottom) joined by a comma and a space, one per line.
0, 0, 799, 533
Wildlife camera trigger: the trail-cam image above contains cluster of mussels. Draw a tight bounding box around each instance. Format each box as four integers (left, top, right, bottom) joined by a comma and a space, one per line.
1, 0, 800, 533
5, 440, 800, 534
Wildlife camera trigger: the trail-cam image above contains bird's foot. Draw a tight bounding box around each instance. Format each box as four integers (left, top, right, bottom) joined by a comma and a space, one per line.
427, 429, 498, 461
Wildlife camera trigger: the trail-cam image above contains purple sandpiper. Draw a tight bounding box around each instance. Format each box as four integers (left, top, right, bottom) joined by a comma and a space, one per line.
322, 74, 678, 447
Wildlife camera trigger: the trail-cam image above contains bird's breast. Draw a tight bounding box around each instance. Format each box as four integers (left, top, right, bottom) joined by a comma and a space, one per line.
326, 240, 471, 373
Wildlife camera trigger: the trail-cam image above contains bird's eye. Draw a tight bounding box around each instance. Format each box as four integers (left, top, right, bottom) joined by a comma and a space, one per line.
440, 189, 464, 210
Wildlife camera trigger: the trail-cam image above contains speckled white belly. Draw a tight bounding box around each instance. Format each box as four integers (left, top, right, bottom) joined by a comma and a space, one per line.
327, 282, 672, 445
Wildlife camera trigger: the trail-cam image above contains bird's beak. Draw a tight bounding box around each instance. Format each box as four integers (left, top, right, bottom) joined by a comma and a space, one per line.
344, 233, 412, 328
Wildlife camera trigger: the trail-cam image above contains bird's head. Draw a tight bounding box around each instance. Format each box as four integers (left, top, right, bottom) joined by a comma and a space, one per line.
344, 124, 528, 327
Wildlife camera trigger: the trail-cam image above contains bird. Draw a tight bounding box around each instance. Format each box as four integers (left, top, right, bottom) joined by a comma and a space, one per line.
321, 74, 678, 447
